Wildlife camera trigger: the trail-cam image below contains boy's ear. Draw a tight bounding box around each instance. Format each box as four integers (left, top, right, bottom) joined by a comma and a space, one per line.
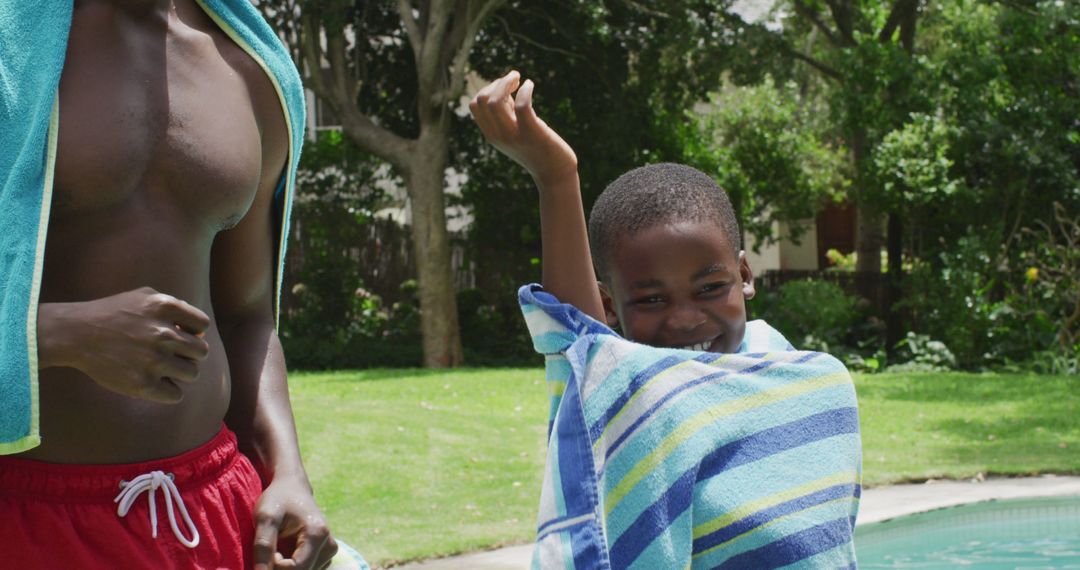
597, 282, 621, 328
738, 251, 756, 300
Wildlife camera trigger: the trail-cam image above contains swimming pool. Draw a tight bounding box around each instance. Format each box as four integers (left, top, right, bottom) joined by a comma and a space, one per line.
855, 495, 1080, 568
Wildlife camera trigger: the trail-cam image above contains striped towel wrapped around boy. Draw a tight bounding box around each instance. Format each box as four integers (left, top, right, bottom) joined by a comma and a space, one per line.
519, 284, 862, 569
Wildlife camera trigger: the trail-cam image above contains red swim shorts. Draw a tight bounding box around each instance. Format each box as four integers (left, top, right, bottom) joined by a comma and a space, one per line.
0, 426, 263, 569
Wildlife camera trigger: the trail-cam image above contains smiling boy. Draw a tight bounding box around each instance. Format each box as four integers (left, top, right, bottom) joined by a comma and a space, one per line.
588, 163, 757, 353
470, 70, 763, 354
471, 71, 860, 569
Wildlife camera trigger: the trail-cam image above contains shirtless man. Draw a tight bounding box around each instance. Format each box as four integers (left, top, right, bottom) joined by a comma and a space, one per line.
0, 0, 337, 568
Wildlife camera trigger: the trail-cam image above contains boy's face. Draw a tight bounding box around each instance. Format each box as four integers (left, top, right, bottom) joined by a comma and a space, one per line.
600, 220, 755, 353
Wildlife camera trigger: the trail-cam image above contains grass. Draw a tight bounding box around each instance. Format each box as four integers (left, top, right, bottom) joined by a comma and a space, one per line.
855, 371, 1080, 485
290, 368, 1080, 567
290, 368, 549, 567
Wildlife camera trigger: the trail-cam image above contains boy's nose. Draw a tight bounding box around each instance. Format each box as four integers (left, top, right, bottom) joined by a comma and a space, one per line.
667, 302, 707, 332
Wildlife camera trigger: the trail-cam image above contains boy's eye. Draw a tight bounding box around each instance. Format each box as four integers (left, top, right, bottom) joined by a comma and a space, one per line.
632, 295, 665, 306
699, 282, 730, 295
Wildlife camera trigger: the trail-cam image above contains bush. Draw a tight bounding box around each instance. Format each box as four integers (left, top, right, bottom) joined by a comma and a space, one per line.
281, 280, 422, 370
898, 235, 1017, 368
752, 279, 860, 352
457, 288, 536, 367
886, 332, 957, 372
899, 224, 1074, 369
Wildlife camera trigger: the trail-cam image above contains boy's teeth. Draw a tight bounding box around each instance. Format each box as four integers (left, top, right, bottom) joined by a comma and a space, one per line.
682, 342, 710, 351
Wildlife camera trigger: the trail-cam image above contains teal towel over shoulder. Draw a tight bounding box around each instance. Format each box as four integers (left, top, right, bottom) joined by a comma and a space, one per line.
519, 284, 862, 569
0, 1, 302, 453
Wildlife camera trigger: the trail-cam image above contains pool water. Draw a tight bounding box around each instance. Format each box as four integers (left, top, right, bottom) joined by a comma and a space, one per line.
855, 495, 1080, 568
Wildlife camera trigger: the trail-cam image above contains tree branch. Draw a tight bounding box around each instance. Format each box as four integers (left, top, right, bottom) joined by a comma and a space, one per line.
434, 0, 505, 106
300, 12, 413, 170
898, 0, 919, 53
878, 0, 904, 42
397, 0, 423, 62
339, 107, 414, 172
792, 0, 843, 47
491, 13, 582, 61
879, 0, 919, 51
787, 46, 844, 81
416, 0, 455, 95
823, 0, 856, 44
326, 30, 353, 103
300, 12, 330, 95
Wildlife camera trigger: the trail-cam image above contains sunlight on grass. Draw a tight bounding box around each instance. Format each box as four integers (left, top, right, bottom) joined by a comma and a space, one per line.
291, 368, 548, 567
291, 368, 1080, 566
855, 372, 1080, 486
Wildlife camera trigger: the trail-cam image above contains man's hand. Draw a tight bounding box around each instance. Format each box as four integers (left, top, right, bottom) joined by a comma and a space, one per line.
252, 477, 337, 570
38, 287, 210, 403
469, 70, 578, 188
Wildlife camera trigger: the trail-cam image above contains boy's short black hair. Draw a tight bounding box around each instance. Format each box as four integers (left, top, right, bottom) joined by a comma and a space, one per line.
588, 163, 741, 282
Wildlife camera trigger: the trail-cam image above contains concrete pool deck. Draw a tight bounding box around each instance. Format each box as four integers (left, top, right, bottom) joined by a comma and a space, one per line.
390, 475, 1080, 570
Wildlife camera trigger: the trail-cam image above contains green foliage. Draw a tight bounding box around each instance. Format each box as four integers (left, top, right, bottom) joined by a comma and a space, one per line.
825, 248, 857, 271
457, 289, 536, 367
459, 0, 787, 295
872, 112, 961, 210
280, 132, 421, 369
271, 0, 1079, 373
283, 280, 422, 370
1010, 203, 1080, 351
689, 77, 848, 248
898, 233, 1035, 369
887, 332, 958, 372
753, 280, 859, 352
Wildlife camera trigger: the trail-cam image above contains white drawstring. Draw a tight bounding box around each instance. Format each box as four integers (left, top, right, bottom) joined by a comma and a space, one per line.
114, 470, 200, 548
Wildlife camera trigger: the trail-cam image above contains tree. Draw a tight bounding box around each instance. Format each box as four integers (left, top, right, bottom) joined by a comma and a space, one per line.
458, 0, 787, 295
263, 0, 503, 367
765, 0, 932, 350
688, 77, 849, 250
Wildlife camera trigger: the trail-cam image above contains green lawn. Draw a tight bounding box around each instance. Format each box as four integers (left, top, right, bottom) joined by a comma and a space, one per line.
290, 369, 1080, 567
856, 372, 1080, 485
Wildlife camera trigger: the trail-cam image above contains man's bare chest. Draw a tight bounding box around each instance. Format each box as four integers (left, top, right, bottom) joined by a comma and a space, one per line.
52, 6, 273, 229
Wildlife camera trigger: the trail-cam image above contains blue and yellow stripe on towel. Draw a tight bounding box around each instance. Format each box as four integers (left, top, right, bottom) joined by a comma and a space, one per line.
520, 284, 861, 569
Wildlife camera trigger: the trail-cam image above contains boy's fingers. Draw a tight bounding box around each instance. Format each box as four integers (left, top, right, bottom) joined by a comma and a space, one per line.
486, 72, 521, 136
513, 79, 538, 127
496, 70, 521, 101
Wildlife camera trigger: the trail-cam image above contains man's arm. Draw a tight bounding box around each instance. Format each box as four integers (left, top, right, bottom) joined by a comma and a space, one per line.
470, 71, 605, 321
210, 164, 336, 569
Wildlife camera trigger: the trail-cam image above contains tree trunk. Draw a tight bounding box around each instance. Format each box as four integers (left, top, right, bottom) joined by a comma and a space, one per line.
406, 124, 464, 368
851, 127, 883, 275
885, 212, 904, 356
855, 204, 885, 273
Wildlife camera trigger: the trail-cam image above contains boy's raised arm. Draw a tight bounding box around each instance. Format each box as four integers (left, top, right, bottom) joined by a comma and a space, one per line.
469, 71, 604, 322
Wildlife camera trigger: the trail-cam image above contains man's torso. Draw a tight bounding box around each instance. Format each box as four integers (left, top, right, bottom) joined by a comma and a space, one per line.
22, 0, 286, 463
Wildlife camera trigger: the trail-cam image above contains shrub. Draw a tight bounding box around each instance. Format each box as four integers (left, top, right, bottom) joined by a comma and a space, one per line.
281, 280, 422, 370
753, 280, 860, 352
886, 332, 957, 372
457, 288, 536, 367
898, 235, 1017, 368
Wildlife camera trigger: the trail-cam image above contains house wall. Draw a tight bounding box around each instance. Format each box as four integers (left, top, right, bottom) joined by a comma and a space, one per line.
744, 219, 819, 273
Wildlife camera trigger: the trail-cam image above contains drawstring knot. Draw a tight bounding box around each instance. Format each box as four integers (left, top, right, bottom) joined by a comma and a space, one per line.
114, 470, 200, 548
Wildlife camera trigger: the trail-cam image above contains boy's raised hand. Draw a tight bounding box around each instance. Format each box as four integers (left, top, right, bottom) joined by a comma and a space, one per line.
470, 71, 578, 187
470, 71, 605, 322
